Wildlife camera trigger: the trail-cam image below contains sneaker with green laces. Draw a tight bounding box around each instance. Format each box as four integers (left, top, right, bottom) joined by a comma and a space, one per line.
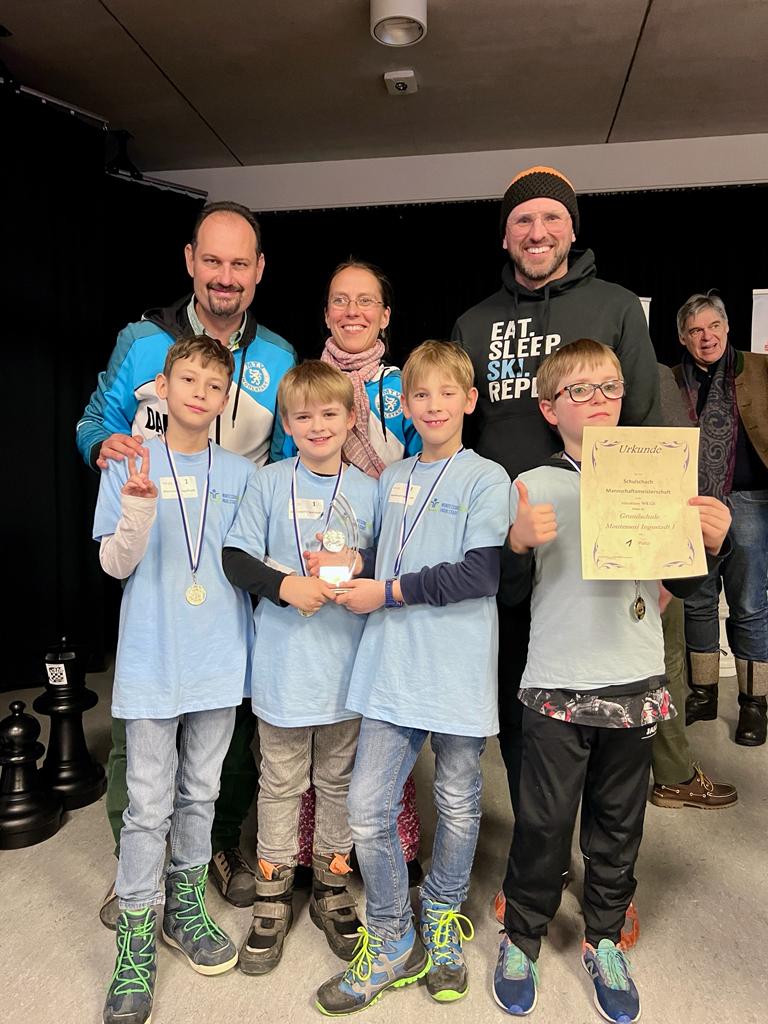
103, 907, 157, 1024
419, 897, 474, 1001
161, 865, 238, 975
581, 939, 640, 1023
316, 924, 430, 1016
492, 934, 539, 1016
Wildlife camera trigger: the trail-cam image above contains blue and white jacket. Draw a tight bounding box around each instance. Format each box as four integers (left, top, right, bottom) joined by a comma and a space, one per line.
76, 296, 296, 469
363, 365, 422, 465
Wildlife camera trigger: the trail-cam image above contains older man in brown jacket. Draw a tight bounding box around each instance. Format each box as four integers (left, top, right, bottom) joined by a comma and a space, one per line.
674, 292, 768, 746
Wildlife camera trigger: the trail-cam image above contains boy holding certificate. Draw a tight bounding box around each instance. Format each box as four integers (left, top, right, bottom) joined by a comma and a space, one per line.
223, 361, 378, 975
492, 340, 731, 1023
94, 336, 255, 1024
316, 341, 511, 1013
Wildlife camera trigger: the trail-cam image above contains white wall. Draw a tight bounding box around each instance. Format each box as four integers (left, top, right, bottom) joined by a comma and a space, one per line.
149, 133, 768, 211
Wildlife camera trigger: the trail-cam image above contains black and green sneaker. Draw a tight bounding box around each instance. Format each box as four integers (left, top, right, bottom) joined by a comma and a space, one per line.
103, 906, 157, 1024
161, 865, 238, 975
419, 897, 474, 1002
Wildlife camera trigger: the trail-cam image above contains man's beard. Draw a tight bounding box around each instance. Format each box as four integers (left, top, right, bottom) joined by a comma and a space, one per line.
512, 244, 569, 285
207, 285, 244, 318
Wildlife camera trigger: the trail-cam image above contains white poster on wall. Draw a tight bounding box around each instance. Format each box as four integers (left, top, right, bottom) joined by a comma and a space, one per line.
639, 297, 651, 326
751, 289, 768, 353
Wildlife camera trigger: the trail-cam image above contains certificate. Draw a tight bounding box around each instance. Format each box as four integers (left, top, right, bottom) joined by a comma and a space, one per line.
580, 426, 707, 581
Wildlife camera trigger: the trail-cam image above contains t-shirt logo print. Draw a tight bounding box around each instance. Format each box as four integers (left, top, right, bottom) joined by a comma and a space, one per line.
243, 362, 270, 394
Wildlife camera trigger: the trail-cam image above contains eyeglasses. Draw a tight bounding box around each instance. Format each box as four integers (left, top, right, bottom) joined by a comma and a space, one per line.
553, 380, 626, 402
328, 294, 384, 310
507, 211, 571, 234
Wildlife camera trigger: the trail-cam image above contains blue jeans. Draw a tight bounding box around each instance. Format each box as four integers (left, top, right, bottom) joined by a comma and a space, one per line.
348, 717, 486, 941
116, 708, 236, 909
684, 489, 768, 662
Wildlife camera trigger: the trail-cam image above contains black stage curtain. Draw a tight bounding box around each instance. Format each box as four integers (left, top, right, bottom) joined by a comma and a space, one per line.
255, 185, 768, 369
4, 87, 203, 688
5, 81, 766, 688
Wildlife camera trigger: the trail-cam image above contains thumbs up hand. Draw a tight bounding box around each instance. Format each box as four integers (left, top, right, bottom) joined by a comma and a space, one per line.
508, 479, 558, 553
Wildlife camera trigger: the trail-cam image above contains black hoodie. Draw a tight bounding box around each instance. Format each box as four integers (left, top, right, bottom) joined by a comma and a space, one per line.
452, 249, 661, 481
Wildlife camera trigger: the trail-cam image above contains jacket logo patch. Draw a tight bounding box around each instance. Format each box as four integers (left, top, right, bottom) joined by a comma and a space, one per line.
243, 362, 270, 394
376, 387, 402, 420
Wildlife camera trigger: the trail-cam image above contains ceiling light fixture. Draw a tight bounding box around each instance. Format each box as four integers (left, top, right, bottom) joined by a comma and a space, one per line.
370, 0, 427, 46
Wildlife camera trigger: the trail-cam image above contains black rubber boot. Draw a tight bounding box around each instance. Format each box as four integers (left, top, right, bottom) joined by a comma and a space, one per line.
735, 693, 767, 746
685, 650, 720, 725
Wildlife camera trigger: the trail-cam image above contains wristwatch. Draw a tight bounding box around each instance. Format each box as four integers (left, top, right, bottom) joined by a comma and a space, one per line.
384, 578, 404, 608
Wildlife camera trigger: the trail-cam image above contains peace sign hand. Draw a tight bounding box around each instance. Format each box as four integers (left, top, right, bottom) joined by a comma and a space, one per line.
121, 448, 158, 499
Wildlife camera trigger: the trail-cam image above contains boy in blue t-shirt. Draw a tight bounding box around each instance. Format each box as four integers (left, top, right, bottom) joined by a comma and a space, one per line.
491, 340, 732, 1023
316, 341, 511, 1014
94, 336, 255, 1024
223, 361, 378, 975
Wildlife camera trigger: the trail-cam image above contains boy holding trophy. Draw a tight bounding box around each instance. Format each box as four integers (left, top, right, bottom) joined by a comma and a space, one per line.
224, 361, 378, 975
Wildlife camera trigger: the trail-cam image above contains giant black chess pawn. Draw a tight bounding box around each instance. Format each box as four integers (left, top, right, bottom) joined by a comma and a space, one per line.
33, 637, 106, 810
0, 701, 64, 849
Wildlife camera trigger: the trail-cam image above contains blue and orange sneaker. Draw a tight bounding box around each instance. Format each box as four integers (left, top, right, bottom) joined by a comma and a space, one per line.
618, 902, 640, 952
492, 934, 538, 1016
581, 939, 640, 1023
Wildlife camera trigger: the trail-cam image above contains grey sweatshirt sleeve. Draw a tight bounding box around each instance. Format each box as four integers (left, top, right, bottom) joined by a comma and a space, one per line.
398, 547, 501, 606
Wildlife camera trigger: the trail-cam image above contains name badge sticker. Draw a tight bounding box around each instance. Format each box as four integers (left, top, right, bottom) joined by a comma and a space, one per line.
288, 498, 325, 520
160, 476, 199, 500
388, 482, 421, 506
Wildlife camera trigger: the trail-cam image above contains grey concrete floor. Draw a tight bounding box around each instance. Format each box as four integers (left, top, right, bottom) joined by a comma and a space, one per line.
1, 670, 765, 1024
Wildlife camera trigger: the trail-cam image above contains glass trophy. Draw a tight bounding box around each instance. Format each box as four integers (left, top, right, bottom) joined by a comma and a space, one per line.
318, 493, 360, 592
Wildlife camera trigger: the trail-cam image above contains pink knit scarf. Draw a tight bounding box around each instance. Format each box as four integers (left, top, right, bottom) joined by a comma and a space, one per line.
321, 337, 387, 478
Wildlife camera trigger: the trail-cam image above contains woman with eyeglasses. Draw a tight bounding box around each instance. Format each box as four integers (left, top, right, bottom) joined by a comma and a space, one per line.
320, 260, 421, 471
296, 260, 424, 890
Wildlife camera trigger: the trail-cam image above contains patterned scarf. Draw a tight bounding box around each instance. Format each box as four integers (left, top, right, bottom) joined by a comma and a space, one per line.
677, 346, 738, 498
321, 336, 387, 478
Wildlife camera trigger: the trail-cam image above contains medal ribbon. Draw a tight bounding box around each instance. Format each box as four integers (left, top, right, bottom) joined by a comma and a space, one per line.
164, 439, 212, 582
393, 447, 464, 577
291, 457, 344, 577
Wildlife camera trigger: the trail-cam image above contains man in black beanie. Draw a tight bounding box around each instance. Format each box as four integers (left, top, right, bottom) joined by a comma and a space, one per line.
454, 165, 659, 482
453, 168, 661, 824
452, 165, 734, 850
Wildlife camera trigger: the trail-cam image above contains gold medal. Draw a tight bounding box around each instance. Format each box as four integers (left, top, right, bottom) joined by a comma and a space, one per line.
186, 583, 207, 606
633, 595, 646, 620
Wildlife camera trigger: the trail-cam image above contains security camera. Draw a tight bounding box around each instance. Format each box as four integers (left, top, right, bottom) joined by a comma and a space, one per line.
384, 69, 418, 95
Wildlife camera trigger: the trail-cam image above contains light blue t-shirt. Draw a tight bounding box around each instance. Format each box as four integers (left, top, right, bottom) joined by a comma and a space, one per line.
93, 437, 255, 719
345, 449, 511, 737
511, 463, 666, 689
226, 458, 378, 728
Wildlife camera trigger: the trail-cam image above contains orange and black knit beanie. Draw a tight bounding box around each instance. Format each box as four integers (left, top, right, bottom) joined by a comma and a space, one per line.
499, 166, 579, 238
